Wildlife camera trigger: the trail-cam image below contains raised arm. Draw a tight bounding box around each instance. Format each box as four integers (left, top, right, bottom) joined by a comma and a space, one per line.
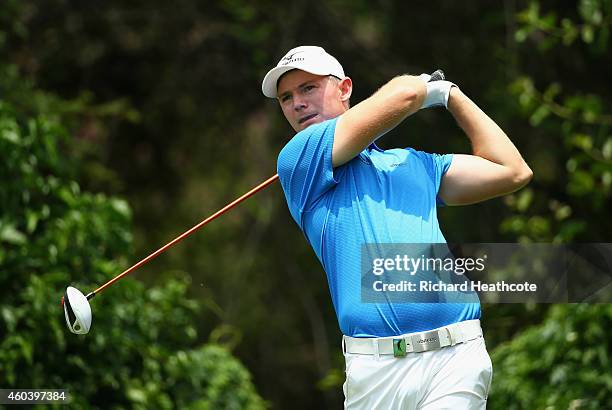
438, 88, 533, 205
332, 75, 426, 167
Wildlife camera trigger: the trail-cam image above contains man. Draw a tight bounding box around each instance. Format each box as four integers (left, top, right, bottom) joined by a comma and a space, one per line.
261, 46, 532, 409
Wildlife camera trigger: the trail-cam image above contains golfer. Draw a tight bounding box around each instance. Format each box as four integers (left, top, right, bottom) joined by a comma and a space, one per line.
262, 46, 532, 409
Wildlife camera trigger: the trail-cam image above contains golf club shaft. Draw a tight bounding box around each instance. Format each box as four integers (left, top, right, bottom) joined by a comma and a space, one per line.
87, 173, 280, 299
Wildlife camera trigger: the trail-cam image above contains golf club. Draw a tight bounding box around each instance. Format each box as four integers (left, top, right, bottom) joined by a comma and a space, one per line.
430, 69, 445, 81
62, 173, 279, 334
61, 69, 446, 335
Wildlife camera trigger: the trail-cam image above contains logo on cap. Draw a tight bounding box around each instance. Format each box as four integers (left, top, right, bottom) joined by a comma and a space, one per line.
280, 51, 305, 66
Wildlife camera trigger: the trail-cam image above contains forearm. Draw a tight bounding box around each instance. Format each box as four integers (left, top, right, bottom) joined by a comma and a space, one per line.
378, 75, 428, 119
333, 75, 425, 167
447, 88, 532, 180
350, 74, 426, 137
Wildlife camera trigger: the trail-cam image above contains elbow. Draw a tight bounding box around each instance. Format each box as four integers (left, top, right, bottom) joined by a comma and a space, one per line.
512, 164, 534, 189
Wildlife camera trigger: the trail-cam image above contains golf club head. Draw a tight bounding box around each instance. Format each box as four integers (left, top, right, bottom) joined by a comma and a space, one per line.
63, 286, 92, 334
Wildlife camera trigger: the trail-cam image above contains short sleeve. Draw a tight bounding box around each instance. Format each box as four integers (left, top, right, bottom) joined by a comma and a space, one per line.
432, 153, 453, 206
411, 150, 453, 206
277, 118, 339, 227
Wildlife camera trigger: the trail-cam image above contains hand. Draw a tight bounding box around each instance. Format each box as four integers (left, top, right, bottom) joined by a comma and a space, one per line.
419, 71, 457, 109
419, 73, 433, 83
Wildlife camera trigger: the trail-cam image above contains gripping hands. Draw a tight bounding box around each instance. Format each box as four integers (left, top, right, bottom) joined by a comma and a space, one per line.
419, 69, 457, 109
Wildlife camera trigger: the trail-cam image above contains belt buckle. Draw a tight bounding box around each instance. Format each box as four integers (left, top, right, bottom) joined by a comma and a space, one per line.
411, 330, 441, 353
392, 338, 407, 357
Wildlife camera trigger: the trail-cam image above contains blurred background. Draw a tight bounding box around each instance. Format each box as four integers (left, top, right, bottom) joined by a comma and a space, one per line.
1, 0, 611, 408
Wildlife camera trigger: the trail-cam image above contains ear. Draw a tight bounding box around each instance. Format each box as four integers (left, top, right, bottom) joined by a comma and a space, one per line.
338, 77, 353, 103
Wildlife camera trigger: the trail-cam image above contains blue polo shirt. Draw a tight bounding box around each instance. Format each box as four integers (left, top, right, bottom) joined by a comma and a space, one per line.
277, 118, 480, 337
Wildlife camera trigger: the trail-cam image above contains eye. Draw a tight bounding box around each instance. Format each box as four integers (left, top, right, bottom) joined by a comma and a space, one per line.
280, 94, 292, 103
304, 85, 316, 92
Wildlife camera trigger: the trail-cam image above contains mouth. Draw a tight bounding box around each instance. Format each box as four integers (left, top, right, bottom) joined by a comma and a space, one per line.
298, 113, 318, 125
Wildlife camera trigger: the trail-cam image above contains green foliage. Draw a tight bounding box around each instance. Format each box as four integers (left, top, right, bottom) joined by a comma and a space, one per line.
516, 0, 612, 50
2, 0, 611, 408
489, 304, 612, 409
502, 0, 612, 243
0, 96, 265, 408
488, 3, 612, 408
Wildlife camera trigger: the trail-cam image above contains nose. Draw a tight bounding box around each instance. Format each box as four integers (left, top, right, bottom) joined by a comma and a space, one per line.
292, 95, 307, 111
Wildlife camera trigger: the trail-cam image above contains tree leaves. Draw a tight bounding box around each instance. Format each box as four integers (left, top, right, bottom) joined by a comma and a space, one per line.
0, 88, 264, 407
490, 305, 612, 408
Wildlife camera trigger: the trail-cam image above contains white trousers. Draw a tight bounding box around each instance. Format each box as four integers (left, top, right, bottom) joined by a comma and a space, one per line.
343, 336, 493, 409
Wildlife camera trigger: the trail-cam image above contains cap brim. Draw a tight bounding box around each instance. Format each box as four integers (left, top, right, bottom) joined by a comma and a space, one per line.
261, 66, 296, 98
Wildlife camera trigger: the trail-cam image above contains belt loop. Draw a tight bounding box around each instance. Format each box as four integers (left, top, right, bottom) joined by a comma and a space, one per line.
373, 338, 380, 360
448, 323, 461, 345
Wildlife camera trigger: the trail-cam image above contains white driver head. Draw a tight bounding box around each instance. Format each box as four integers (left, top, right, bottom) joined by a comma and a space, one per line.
63, 286, 92, 334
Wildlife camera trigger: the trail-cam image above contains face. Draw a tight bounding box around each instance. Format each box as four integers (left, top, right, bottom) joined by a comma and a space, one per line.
277, 70, 351, 132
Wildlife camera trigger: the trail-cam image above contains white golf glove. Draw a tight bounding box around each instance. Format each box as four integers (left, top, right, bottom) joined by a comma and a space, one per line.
419, 73, 457, 109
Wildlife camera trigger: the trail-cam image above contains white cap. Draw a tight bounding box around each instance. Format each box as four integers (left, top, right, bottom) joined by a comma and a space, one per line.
262, 46, 345, 98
